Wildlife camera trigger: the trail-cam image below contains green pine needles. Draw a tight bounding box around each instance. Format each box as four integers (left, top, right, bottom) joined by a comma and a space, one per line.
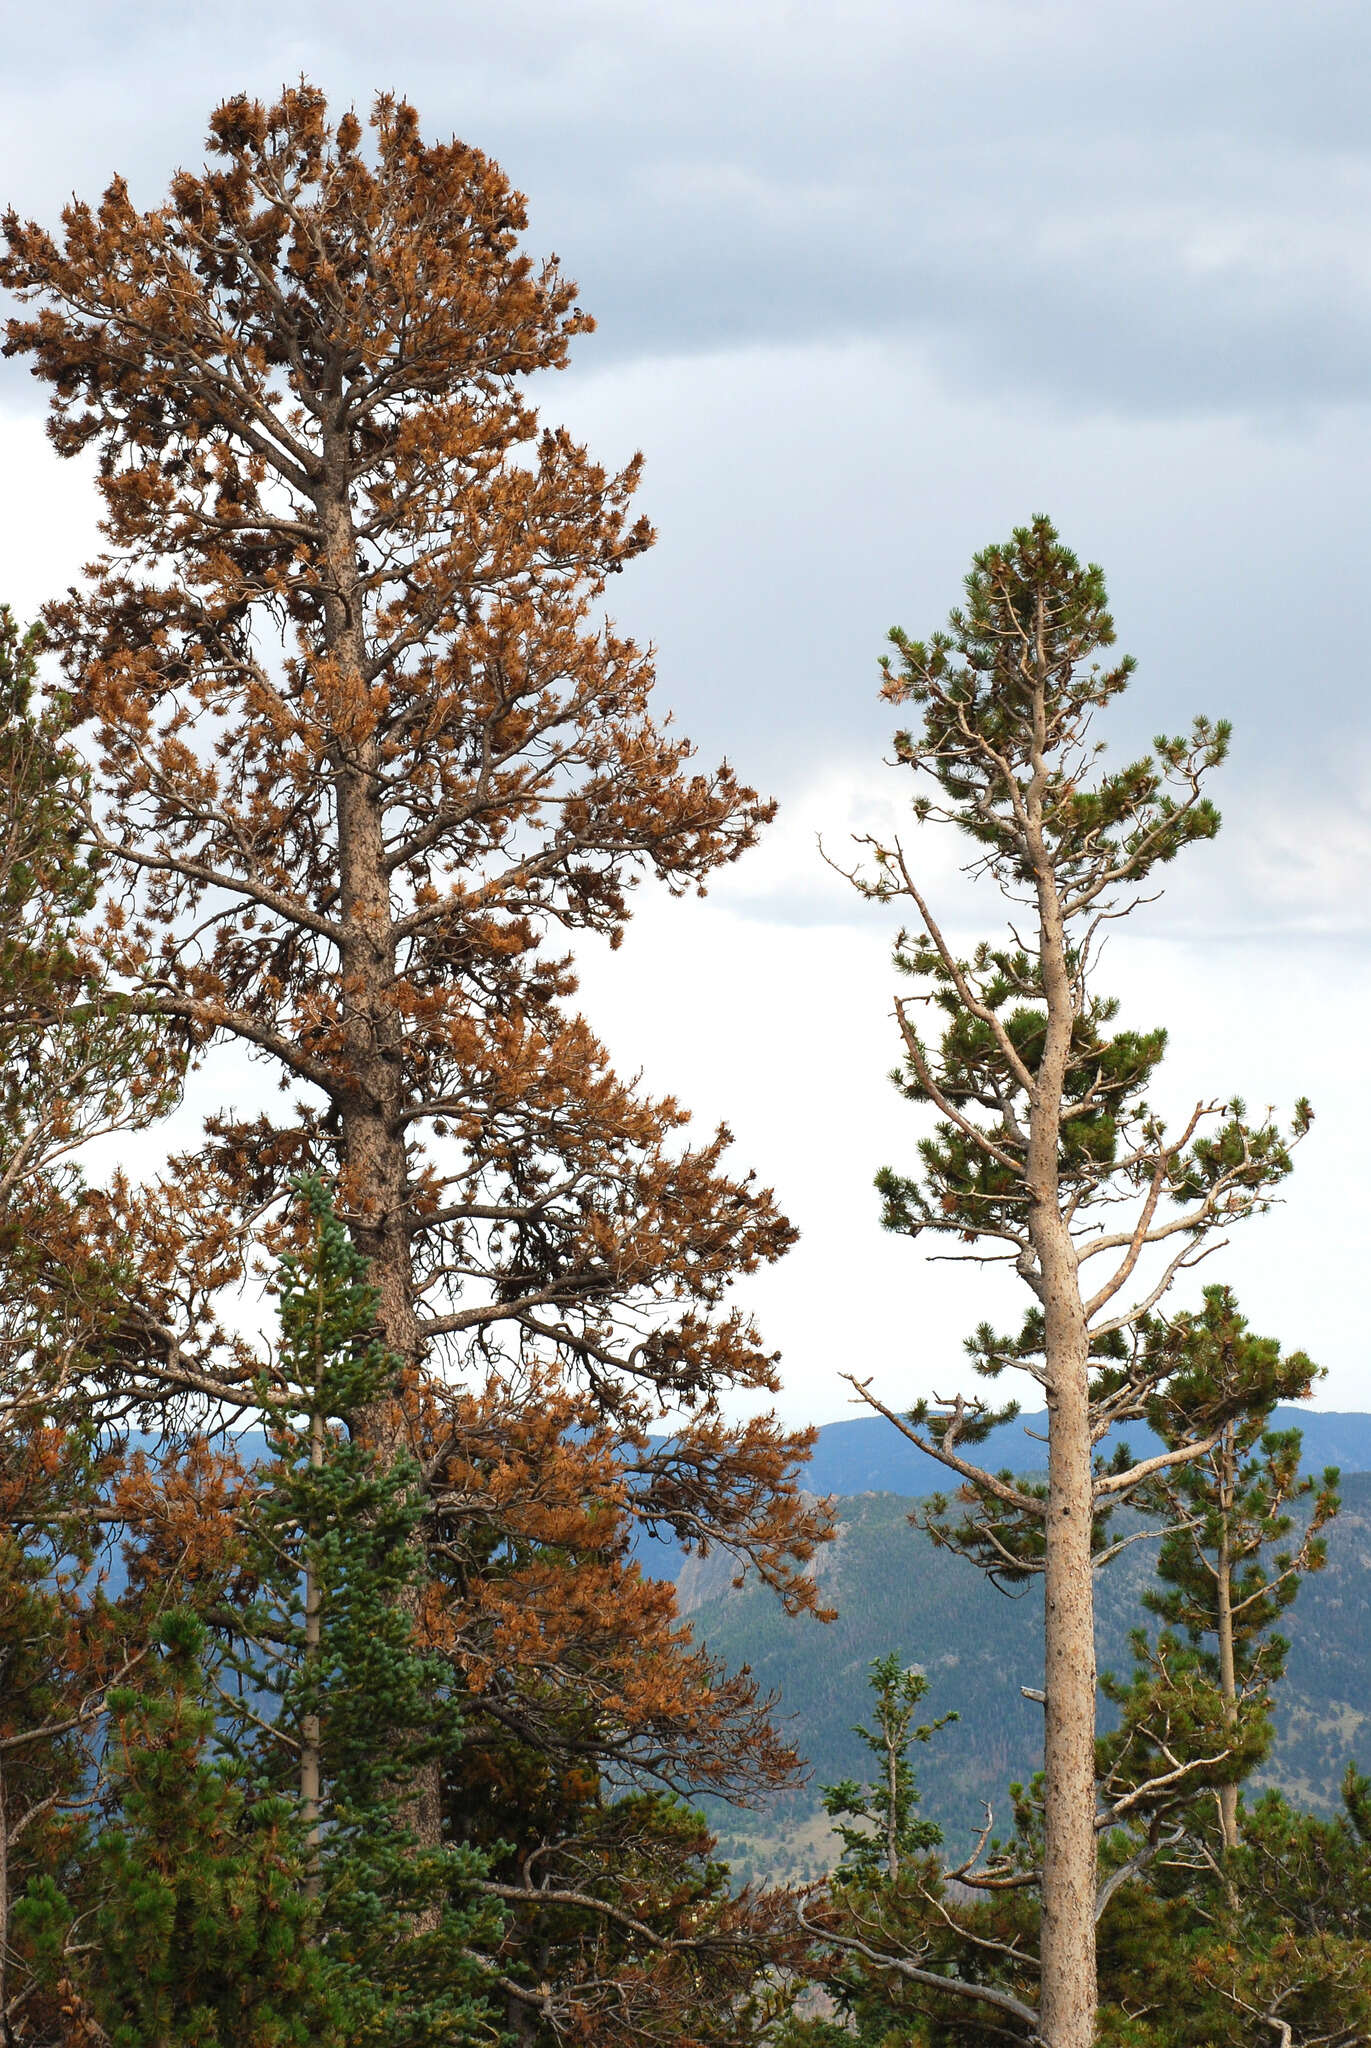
226, 1176, 499, 2045
9, 1180, 502, 2047
822, 1656, 950, 1885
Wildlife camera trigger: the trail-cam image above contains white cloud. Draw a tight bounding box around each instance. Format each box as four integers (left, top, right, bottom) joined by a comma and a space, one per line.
576, 762, 1371, 1425
0, 416, 101, 622
3, 14, 1367, 1427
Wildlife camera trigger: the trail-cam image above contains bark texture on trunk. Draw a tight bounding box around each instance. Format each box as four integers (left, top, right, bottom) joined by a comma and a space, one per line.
317, 433, 418, 1370
1028, 604, 1098, 2048
1038, 1309, 1098, 2048
1215, 1433, 1240, 1855
317, 429, 440, 1868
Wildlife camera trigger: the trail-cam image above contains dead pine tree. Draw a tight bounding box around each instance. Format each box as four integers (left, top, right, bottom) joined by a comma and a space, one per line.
1, 85, 829, 1912
833, 518, 1308, 2048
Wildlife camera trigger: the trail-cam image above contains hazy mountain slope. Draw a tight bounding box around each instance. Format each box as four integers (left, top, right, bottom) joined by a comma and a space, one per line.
686, 1473, 1371, 1882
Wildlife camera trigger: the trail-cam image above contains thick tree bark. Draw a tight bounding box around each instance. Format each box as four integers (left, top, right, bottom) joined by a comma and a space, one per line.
317, 429, 420, 1366
317, 436, 419, 1371
317, 428, 441, 1861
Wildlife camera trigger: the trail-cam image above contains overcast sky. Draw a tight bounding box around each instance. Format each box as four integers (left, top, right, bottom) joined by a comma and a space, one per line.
2, 2, 1368, 1421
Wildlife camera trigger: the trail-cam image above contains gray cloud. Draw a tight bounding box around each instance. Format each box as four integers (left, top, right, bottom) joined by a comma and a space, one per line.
2, 3, 1366, 897
2, 1, 1368, 414
546, 341, 1371, 785
1, 3, 1365, 1410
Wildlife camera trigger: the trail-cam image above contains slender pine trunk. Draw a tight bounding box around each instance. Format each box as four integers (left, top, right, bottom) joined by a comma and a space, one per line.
1028, 603, 1098, 2048
1215, 1433, 1240, 1854
301, 1404, 324, 1897
1038, 1305, 1098, 2048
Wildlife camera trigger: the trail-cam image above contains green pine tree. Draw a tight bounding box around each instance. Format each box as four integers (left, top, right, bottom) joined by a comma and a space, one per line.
784, 1660, 1043, 2048
16, 1608, 329, 2048
1091, 1770, 1371, 2046
225, 1178, 499, 2047
1097, 1289, 1339, 1857
831, 516, 1308, 2048
822, 1655, 950, 1885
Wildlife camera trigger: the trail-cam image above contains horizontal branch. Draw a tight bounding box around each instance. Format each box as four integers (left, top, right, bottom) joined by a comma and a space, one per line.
1092, 1434, 1222, 1501
797, 1907, 1042, 2032
84, 815, 344, 948
842, 1376, 1044, 1520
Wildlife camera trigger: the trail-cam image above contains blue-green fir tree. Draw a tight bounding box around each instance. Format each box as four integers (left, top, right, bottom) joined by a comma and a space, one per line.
14, 1608, 331, 2048
224, 1177, 500, 2046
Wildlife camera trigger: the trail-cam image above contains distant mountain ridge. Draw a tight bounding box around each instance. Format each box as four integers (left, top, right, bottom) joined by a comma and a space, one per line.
629, 1408, 1369, 1585
798, 1406, 1371, 1497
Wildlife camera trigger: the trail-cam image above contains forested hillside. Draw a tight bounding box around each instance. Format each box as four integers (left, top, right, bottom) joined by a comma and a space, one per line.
688, 1473, 1371, 1880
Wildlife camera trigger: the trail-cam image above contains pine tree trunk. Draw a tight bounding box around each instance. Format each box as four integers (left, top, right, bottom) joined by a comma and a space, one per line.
317, 431, 442, 1868
1215, 1439, 1240, 1854
1038, 1304, 1098, 2048
301, 1405, 324, 1896
1028, 613, 1099, 2048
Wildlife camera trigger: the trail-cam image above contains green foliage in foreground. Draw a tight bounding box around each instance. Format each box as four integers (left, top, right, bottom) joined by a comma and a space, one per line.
778, 1660, 1371, 2048
2, 1183, 776, 2048
16, 1611, 328, 2048
6, 1184, 501, 2048
226, 1178, 498, 2047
